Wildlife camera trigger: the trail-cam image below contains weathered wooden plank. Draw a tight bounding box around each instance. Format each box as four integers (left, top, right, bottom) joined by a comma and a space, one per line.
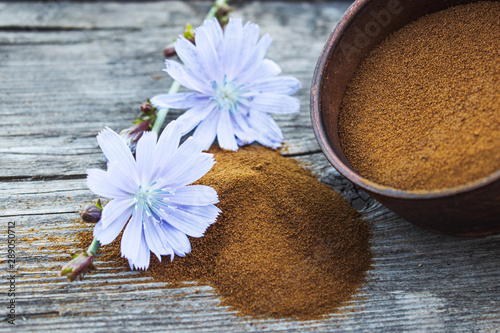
0, 1, 499, 332
1, 176, 498, 332
0, 1, 350, 179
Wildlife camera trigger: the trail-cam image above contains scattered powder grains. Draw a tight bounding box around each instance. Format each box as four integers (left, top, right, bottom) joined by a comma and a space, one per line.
338, 2, 500, 191
98, 146, 372, 320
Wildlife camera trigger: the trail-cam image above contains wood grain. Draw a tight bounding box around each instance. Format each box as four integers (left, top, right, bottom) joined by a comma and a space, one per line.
0, 1, 498, 332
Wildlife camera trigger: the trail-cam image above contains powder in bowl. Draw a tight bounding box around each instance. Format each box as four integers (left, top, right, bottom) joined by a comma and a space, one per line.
338, 1, 500, 191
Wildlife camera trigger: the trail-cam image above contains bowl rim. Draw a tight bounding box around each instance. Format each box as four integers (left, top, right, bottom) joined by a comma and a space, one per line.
310, 0, 500, 200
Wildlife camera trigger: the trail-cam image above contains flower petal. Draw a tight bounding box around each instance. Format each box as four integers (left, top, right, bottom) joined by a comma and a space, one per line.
96, 127, 139, 183
193, 109, 219, 150
246, 59, 282, 83
242, 20, 261, 49
163, 152, 216, 189
135, 131, 157, 184
106, 161, 138, 194
87, 169, 130, 199
221, 18, 243, 81
237, 21, 261, 74
100, 198, 134, 229
93, 206, 131, 246
159, 223, 191, 257
156, 137, 210, 187
168, 185, 218, 206
247, 111, 284, 148
246, 76, 302, 95
231, 106, 257, 145
202, 17, 224, 46
150, 92, 207, 110
176, 101, 216, 136
251, 94, 300, 114
217, 108, 238, 151
237, 33, 273, 84
151, 120, 182, 180
120, 208, 144, 265
129, 230, 150, 270
195, 18, 223, 81
156, 204, 210, 238
175, 204, 221, 224
143, 217, 173, 261
165, 60, 211, 94
175, 36, 210, 82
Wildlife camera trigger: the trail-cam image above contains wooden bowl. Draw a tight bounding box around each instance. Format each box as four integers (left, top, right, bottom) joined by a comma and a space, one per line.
310, 0, 500, 236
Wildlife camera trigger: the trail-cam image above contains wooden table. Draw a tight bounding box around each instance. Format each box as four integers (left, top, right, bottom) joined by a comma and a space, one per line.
1, 1, 498, 331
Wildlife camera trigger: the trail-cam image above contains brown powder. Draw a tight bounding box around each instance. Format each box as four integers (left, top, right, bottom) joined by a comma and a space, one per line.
91, 146, 372, 320
338, 1, 500, 191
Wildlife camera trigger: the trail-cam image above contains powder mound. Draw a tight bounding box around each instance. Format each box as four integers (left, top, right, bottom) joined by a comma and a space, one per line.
148, 146, 372, 320
339, 1, 500, 191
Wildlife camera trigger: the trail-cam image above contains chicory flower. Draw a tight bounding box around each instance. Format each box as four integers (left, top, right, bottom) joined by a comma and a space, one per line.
151, 18, 301, 151
87, 121, 220, 270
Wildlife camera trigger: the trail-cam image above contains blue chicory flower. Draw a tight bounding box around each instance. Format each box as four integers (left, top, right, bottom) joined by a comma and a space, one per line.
86, 121, 220, 270
151, 18, 301, 151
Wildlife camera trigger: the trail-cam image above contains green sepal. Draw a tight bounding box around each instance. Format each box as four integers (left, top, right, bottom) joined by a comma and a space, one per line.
183, 23, 195, 41
61, 268, 73, 274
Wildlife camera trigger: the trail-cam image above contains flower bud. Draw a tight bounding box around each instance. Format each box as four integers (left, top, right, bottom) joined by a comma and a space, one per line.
183, 24, 196, 44
216, 5, 233, 28
60, 252, 96, 282
140, 102, 153, 115
163, 45, 177, 58
80, 202, 102, 223
120, 118, 152, 152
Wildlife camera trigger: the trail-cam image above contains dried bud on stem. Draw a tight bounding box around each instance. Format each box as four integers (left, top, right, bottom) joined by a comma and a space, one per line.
60, 252, 96, 282
120, 100, 156, 151
216, 4, 233, 28
60, 237, 100, 282
80, 199, 102, 223
140, 102, 153, 115
163, 44, 176, 58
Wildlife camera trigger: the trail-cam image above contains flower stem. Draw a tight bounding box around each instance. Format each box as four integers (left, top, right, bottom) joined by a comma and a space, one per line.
152, 81, 181, 134
151, 0, 227, 134
87, 237, 100, 256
